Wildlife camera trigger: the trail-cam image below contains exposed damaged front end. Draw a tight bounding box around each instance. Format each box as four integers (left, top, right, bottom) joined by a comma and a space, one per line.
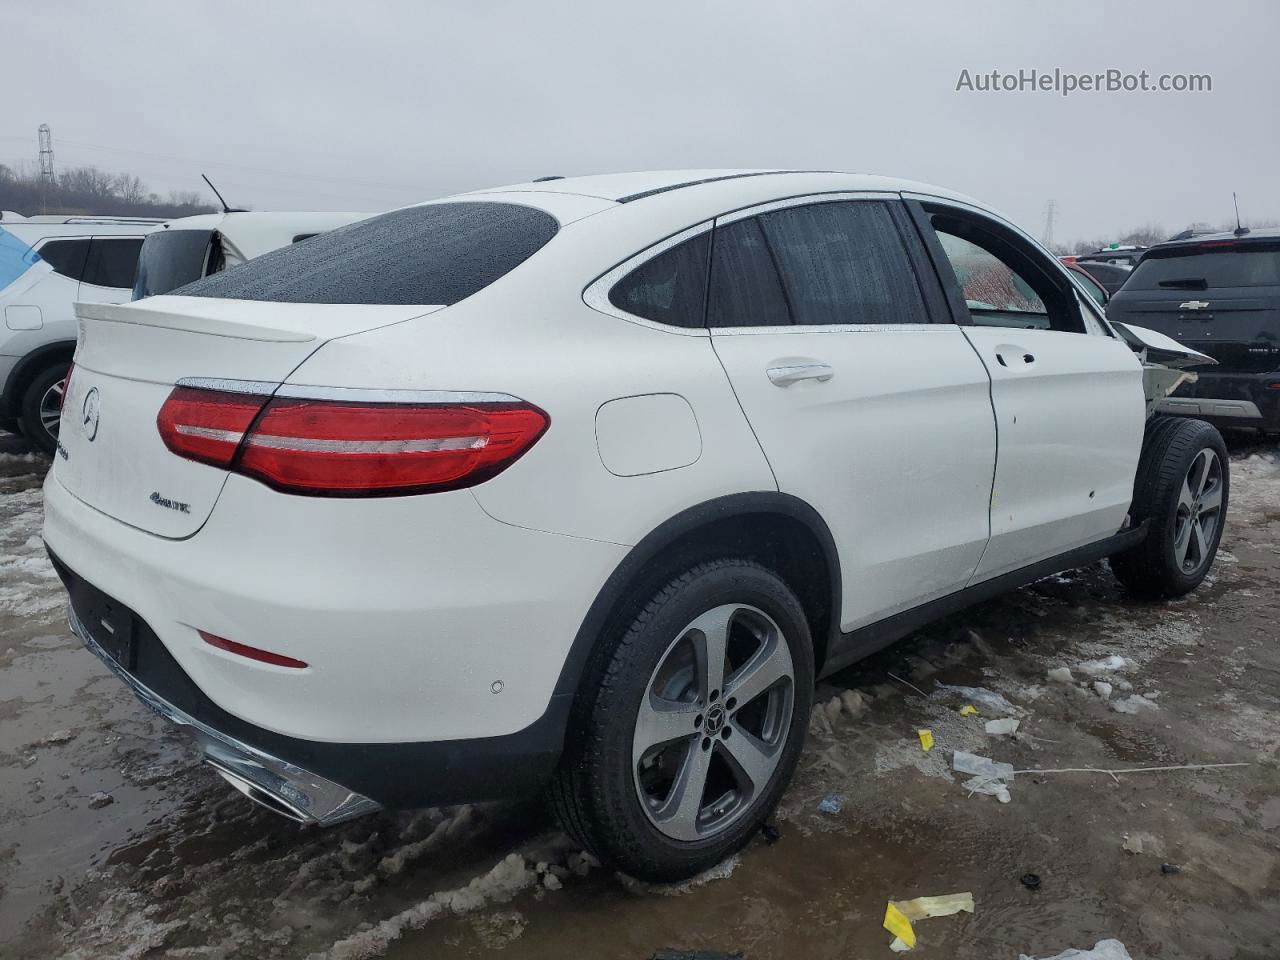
1110, 321, 1217, 418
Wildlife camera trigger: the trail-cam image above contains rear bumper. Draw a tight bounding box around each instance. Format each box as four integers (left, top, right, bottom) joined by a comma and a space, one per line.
1161, 371, 1280, 429
53, 550, 575, 810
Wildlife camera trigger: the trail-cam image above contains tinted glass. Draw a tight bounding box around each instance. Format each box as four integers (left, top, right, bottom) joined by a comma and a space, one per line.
177, 203, 558, 305
37, 239, 90, 281
1126, 243, 1280, 290
609, 232, 710, 328
708, 217, 789, 327
938, 230, 1047, 323
82, 237, 143, 289
758, 202, 928, 325
1071, 267, 1107, 306
132, 229, 213, 299
0, 227, 41, 292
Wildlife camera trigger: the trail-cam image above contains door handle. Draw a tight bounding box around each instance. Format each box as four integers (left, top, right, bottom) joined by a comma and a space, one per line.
994, 348, 1035, 368
767, 363, 834, 387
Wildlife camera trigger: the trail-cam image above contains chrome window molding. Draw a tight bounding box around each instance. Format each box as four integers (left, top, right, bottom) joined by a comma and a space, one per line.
714, 190, 901, 227
582, 220, 714, 335
712, 322, 945, 336
176, 377, 524, 405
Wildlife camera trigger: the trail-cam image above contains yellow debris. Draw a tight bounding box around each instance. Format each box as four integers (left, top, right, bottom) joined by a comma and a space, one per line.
885, 892, 975, 951
917, 729, 934, 752
883, 901, 917, 949
959, 705, 978, 717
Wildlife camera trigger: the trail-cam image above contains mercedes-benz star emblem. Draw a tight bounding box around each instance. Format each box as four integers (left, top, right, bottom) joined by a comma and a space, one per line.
81, 387, 101, 442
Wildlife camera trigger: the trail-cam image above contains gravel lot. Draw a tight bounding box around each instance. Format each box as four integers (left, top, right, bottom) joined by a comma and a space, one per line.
1, 431, 1277, 960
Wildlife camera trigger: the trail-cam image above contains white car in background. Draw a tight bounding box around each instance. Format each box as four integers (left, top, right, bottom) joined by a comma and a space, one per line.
0, 213, 162, 453
44, 170, 1225, 881
132, 210, 372, 300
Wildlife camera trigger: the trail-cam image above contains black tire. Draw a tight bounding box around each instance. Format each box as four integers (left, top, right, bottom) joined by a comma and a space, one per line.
1110, 416, 1229, 598
550, 558, 814, 881
18, 362, 70, 456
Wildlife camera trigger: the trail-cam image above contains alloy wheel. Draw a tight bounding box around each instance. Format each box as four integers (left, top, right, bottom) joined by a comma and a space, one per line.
632, 604, 794, 842
1174, 448, 1223, 574
39, 376, 66, 441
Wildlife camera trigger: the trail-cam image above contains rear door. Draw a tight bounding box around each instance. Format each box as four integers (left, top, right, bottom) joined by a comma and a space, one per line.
707, 195, 997, 631
77, 236, 146, 305
910, 198, 1145, 582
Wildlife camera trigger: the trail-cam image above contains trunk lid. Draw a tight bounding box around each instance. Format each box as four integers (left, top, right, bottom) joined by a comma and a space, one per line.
54, 296, 427, 537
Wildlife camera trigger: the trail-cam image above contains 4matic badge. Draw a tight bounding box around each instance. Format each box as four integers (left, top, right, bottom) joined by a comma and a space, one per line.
150, 491, 191, 514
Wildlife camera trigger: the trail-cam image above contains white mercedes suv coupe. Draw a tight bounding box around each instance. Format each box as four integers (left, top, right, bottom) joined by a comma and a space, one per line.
44, 170, 1226, 880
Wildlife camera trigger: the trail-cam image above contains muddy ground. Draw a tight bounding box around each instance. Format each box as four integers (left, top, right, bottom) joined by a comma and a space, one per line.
1, 431, 1277, 960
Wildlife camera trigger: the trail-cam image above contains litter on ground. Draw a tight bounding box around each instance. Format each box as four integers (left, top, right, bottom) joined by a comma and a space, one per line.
817, 794, 844, 814
958, 705, 978, 717
934, 684, 1020, 716
884, 892, 975, 951
1018, 938, 1133, 960
917, 729, 934, 752
984, 718, 1020, 736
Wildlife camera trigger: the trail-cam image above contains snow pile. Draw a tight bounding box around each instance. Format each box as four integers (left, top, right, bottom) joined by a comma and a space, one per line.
318, 853, 537, 960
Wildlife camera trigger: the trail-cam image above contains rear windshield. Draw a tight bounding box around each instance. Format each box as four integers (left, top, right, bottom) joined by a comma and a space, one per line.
134, 229, 215, 300
1127, 242, 1280, 291
173, 202, 559, 305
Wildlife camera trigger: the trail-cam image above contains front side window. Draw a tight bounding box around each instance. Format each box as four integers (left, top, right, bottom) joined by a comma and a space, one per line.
755, 201, 929, 326
35, 238, 90, 281
608, 232, 710, 328
928, 211, 1083, 333
82, 237, 144, 289
177, 202, 559, 306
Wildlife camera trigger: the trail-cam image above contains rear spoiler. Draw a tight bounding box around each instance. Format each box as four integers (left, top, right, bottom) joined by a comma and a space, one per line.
75, 301, 315, 343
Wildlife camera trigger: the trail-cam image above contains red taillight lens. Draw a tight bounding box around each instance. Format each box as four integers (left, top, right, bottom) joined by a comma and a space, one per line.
198, 630, 308, 669
157, 387, 271, 468
157, 387, 549, 497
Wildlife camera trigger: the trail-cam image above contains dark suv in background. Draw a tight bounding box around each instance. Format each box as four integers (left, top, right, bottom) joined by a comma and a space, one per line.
1107, 228, 1280, 432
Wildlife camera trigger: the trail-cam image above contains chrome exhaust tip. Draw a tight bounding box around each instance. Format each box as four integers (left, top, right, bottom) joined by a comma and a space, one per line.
207, 760, 313, 824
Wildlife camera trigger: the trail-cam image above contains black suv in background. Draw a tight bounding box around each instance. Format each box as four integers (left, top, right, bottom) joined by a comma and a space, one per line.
1107, 228, 1280, 432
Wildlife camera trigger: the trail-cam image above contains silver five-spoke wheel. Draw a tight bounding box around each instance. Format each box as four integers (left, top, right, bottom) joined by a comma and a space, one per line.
632, 604, 794, 842
1174, 448, 1222, 573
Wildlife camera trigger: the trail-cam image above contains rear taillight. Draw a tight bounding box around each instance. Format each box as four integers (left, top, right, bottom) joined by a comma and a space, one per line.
157, 386, 549, 497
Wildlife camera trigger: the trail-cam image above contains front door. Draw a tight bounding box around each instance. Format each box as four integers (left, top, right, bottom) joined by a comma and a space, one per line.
913, 200, 1145, 581
707, 196, 997, 632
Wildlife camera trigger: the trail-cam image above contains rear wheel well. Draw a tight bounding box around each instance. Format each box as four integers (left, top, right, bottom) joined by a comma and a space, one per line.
564, 503, 838, 707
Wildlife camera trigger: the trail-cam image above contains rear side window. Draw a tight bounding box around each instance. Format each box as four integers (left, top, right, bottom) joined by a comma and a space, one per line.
176, 203, 558, 305
608, 232, 710, 328
82, 237, 143, 289
708, 218, 790, 327
37, 239, 90, 281
757, 202, 929, 326
1126, 243, 1280, 290
133, 229, 214, 299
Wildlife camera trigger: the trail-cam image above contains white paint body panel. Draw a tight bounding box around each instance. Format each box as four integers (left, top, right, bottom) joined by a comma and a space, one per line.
595, 394, 702, 477
960, 327, 1145, 582
712, 324, 996, 630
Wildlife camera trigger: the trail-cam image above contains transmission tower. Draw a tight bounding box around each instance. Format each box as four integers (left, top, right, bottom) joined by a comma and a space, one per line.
1041, 199, 1056, 249
37, 124, 54, 214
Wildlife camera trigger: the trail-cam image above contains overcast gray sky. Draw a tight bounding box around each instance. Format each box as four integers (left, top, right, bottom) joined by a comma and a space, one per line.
4, 0, 1277, 245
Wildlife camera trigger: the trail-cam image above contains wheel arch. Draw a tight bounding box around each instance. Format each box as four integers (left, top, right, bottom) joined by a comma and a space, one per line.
1, 339, 75, 419
553, 492, 841, 704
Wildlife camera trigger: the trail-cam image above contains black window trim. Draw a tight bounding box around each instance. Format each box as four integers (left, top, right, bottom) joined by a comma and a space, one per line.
582, 220, 715, 336
904, 194, 1114, 338
711, 192, 945, 333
